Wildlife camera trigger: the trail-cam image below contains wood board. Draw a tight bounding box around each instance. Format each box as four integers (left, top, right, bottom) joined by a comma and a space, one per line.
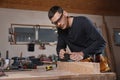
57, 61, 100, 74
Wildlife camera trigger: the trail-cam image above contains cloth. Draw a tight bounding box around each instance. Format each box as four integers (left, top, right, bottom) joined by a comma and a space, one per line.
81, 54, 110, 72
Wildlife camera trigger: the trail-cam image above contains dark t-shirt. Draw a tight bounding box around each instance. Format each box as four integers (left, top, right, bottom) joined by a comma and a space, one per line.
57, 16, 106, 58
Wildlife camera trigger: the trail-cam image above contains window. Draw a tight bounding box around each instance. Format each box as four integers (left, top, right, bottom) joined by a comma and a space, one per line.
9, 24, 57, 45
113, 28, 120, 46
15, 27, 35, 42
38, 28, 57, 42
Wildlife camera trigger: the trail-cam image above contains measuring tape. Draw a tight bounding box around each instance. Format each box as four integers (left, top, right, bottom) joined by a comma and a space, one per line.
46, 65, 53, 71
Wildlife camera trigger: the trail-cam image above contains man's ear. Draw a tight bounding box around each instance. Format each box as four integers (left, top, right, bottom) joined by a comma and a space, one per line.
63, 11, 68, 17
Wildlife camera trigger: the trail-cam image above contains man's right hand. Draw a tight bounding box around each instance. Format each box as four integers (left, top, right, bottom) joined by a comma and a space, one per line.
59, 49, 66, 59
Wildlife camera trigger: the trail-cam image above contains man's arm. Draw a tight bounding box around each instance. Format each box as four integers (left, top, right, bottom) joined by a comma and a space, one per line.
56, 29, 67, 59
82, 17, 106, 55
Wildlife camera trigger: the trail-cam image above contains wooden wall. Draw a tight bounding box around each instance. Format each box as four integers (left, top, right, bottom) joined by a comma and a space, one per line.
0, 0, 120, 16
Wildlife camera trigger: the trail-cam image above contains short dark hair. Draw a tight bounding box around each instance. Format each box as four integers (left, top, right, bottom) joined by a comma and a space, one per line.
48, 6, 63, 20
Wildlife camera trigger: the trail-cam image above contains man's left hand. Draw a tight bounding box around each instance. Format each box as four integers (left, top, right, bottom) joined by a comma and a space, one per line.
69, 52, 84, 61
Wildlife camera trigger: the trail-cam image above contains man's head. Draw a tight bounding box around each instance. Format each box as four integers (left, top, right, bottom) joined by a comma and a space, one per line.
48, 6, 69, 29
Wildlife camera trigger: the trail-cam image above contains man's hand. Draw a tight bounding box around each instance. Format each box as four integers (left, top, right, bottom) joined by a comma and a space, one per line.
59, 49, 66, 59
70, 52, 84, 61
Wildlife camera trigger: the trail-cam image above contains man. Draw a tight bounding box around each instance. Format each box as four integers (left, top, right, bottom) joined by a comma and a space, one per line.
48, 6, 106, 62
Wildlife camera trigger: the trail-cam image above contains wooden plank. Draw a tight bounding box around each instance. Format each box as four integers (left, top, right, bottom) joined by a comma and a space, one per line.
101, 16, 115, 72
57, 62, 100, 74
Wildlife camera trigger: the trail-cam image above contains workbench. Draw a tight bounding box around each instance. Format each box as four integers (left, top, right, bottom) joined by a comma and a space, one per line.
0, 65, 116, 80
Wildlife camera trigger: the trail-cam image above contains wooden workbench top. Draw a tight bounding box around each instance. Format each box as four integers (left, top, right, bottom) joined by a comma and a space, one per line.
0, 65, 116, 80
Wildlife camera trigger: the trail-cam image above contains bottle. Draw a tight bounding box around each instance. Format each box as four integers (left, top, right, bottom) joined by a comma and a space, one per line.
4, 50, 10, 70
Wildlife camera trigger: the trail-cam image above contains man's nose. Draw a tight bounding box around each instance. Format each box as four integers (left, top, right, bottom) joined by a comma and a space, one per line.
57, 22, 61, 26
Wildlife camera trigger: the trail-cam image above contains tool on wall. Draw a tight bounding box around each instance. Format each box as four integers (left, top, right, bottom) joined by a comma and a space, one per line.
38, 40, 46, 50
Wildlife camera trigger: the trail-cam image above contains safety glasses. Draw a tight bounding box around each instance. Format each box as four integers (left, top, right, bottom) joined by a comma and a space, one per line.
52, 12, 63, 25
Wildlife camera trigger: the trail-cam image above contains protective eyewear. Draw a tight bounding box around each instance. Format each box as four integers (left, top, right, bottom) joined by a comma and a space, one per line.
52, 12, 63, 25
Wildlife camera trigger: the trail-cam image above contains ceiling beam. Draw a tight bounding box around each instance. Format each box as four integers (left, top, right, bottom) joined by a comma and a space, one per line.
0, 0, 120, 16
